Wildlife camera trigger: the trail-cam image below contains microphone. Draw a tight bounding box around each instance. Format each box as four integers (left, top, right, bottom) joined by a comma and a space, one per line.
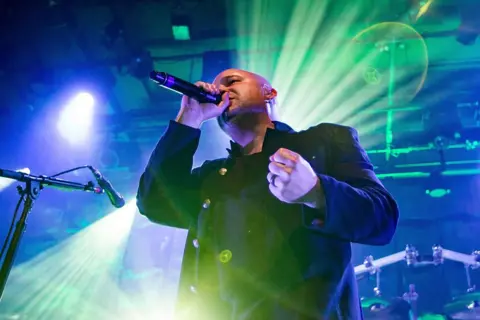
149, 71, 222, 104
88, 166, 125, 208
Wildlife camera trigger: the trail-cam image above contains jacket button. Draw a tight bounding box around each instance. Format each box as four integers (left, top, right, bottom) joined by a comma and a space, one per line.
311, 218, 324, 227
189, 285, 197, 293
192, 238, 199, 248
312, 155, 316, 160
202, 199, 211, 209
219, 168, 227, 175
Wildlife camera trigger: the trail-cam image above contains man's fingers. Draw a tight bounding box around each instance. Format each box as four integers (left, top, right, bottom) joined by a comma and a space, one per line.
268, 177, 285, 191
219, 92, 230, 109
267, 172, 275, 184
268, 162, 291, 181
270, 148, 298, 167
195, 81, 221, 95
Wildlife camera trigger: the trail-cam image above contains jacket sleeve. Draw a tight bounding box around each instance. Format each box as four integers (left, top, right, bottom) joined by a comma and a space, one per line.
302, 124, 399, 245
136, 120, 206, 229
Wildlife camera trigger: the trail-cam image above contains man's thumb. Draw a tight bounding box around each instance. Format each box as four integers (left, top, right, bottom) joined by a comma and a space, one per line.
219, 92, 230, 110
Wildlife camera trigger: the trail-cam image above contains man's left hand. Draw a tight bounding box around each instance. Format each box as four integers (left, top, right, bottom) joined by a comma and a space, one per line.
267, 148, 320, 206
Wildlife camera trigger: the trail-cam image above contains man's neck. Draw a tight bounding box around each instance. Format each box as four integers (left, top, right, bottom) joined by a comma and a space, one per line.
225, 113, 274, 155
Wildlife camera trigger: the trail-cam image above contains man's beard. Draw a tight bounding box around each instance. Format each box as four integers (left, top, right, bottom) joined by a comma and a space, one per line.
220, 103, 241, 124
221, 109, 236, 122
218, 103, 268, 129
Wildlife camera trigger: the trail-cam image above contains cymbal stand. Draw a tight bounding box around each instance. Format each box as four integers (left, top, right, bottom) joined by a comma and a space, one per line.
402, 284, 419, 320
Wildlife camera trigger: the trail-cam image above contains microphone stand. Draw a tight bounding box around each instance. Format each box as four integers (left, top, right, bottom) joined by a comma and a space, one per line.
0, 168, 103, 300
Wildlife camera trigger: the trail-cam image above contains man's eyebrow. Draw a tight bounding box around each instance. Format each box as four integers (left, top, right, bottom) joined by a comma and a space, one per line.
222, 74, 243, 82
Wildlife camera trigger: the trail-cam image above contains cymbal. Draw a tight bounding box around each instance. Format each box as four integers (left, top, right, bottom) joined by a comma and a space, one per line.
444, 292, 480, 319
361, 296, 390, 310
362, 297, 411, 319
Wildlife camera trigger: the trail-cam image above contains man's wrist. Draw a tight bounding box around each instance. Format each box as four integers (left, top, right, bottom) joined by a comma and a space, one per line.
175, 110, 203, 129
302, 177, 325, 209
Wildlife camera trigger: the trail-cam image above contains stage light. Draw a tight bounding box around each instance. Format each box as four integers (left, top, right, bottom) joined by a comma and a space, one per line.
57, 92, 94, 146
171, 14, 191, 41
0, 200, 138, 318
425, 188, 450, 198
228, 1, 428, 140
18, 168, 30, 174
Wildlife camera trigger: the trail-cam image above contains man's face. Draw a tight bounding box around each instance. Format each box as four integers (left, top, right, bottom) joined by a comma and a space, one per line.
213, 69, 267, 117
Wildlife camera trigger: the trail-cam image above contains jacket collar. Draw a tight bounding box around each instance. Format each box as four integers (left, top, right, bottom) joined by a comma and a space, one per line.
226, 121, 296, 157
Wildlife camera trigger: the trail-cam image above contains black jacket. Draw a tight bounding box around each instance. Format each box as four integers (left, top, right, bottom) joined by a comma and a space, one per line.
137, 120, 399, 319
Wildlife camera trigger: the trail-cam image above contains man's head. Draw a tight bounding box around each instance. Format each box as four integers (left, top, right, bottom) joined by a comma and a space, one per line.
213, 69, 278, 129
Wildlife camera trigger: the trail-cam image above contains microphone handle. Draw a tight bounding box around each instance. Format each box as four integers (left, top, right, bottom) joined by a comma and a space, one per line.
149, 71, 222, 104
88, 166, 125, 208
100, 178, 125, 209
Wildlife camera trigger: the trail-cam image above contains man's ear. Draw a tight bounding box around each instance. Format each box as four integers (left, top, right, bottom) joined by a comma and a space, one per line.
262, 85, 278, 100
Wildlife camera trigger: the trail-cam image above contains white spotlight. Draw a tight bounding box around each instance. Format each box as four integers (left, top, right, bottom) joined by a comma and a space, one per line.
57, 92, 95, 146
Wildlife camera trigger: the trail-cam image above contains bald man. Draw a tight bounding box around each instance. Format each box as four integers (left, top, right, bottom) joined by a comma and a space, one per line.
137, 69, 399, 319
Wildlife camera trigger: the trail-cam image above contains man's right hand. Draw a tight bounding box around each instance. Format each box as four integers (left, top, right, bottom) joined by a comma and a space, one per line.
175, 81, 230, 129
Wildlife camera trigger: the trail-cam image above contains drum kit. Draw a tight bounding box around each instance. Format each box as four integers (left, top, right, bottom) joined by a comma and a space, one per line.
355, 245, 480, 319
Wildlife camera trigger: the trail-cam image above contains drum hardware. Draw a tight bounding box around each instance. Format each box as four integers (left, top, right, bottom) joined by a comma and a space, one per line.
473, 251, 480, 270
443, 292, 480, 319
465, 264, 476, 294
406, 245, 419, 266
355, 245, 480, 277
373, 270, 381, 297
467, 301, 480, 310
360, 255, 383, 296
402, 284, 419, 320
363, 255, 375, 274
355, 251, 406, 276
357, 245, 480, 319
432, 245, 443, 265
